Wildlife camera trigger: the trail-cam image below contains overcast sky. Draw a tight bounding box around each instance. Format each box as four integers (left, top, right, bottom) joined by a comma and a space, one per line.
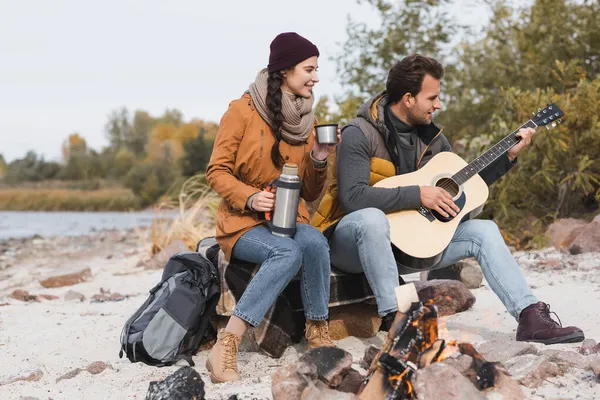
1, 0, 488, 162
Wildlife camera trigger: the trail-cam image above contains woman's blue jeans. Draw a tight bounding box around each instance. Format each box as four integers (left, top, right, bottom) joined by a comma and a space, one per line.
231, 223, 331, 328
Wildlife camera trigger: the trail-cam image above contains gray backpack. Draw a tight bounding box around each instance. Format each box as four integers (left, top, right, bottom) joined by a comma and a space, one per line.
119, 251, 220, 367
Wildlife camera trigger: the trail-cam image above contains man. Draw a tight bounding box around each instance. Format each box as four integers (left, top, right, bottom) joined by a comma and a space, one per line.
312, 54, 584, 344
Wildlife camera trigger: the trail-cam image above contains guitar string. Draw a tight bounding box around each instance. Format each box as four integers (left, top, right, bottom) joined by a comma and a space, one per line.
433, 120, 536, 193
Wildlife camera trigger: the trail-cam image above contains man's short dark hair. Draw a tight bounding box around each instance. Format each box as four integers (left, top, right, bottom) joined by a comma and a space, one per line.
386, 54, 444, 103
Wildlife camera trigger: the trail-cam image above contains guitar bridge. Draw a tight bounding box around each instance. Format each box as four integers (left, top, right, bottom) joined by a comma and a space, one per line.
418, 206, 436, 222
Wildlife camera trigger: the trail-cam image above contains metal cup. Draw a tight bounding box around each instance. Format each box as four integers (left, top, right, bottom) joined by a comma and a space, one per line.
315, 124, 338, 144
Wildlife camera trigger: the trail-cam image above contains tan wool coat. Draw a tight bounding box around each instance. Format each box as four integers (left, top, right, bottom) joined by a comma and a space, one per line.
206, 93, 327, 260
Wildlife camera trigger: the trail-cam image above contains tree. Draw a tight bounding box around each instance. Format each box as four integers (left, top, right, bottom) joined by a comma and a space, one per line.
335, 0, 600, 246
61, 133, 87, 161
3, 151, 60, 183
129, 111, 155, 157
335, 0, 458, 101
105, 107, 131, 150
180, 128, 213, 177
124, 159, 179, 206
0, 154, 6, 179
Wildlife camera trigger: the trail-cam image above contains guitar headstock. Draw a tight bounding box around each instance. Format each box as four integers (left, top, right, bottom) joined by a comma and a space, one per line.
531, 104, 565, 130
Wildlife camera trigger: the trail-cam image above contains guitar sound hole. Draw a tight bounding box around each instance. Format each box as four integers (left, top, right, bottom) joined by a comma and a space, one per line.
436, 178, 460, 198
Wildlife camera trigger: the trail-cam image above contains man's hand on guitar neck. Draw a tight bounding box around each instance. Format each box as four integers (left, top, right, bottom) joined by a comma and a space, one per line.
420, 186, 460, 218
507, 127, 536, 162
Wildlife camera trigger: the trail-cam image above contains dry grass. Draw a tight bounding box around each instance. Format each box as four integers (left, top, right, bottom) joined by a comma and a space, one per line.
0, 187, 140, 211
150, 174, 219, 253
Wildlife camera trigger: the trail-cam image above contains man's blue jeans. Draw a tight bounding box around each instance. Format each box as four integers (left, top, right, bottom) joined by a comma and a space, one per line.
330, 208, 538, 320
231, 224, 330, 328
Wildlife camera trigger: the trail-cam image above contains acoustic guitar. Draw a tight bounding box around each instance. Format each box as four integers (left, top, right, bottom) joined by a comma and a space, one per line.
374, 104, 564, 272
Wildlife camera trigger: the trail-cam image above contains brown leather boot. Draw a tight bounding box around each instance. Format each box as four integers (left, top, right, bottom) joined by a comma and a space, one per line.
205, 330, 241, 383
516, 302, 584, 345
305, 320, 336, 349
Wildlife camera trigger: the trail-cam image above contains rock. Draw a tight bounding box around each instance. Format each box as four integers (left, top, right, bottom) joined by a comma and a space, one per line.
412, 363, 486, 400
534, 259, 564, 270
64, 290, 86, 302
38, 294, 59, 300
578, 338, 598, 355
504, 354, 561, 388
589, 355, 600, 378
359, 345, 380, 369
146, 366, 205, 400
0, 369, 44, 385
542, 349, 589, 370
272, 360, 317, 400
144, 240, 189, 270
91, 291, 128, 303
482, 371, 525, 400
56, 368, 83, 382
336, 369, 364, 394
86, 361, 113, 374
328, 304, 380, 340
425, 259, 484, 289
237, 328, 261, 353
414, 280, 476, 316
299, 347, 353, 388
475, 340, 538, 363
39, 268, 92, 288
301, 381, 357, 399
56, 362, 113, 382
545, 218, 588, 249
568, 219, 600, 254
10, 290, 39, 302
441, 354, 475, 375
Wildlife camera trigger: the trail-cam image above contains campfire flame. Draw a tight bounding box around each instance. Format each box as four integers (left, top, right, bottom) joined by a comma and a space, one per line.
362, 295, 505, 399
367, 301, 494, 399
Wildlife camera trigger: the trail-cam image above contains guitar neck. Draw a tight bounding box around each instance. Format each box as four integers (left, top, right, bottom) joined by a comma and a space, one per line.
452, 119, 538, 185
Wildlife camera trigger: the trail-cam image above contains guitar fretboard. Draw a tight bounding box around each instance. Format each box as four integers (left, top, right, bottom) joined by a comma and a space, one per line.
452, 120, 538, 185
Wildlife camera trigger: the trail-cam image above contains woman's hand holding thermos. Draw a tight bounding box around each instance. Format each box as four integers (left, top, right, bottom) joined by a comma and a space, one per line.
251, 189, 275, 212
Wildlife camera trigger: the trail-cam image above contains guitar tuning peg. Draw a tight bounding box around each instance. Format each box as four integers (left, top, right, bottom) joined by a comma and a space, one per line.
551, 122, 557, 128
538, 108, 542, 112
545, 126, 550, 130
558, 119, 562, 124
532, 112, 536, 116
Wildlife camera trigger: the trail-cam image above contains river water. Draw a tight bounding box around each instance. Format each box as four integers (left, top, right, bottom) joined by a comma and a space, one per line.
0, 211, 162, 240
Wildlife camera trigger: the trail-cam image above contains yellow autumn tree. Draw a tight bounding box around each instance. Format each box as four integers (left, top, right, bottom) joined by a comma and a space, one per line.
61, 133, 87, 161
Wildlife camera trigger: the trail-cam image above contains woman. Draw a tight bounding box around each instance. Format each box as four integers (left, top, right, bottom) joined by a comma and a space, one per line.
205, 32, 340, 383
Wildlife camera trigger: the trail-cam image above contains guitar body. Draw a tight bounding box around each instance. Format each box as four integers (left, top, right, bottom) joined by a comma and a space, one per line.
374, 152, 489, 273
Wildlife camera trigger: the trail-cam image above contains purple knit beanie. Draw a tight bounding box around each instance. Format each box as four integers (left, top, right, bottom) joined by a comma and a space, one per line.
267, 32, 320, 73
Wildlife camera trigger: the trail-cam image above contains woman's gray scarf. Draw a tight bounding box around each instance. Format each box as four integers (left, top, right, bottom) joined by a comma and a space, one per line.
249, 68, 314, 144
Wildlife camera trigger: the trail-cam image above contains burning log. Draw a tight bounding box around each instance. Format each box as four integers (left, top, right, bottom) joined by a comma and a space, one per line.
358, 283, 509, 400
457, 342, 510, 389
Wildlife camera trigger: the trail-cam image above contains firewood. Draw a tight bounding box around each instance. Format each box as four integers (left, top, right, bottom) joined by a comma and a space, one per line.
358, 284, 421, 400
458, 342, 510, 389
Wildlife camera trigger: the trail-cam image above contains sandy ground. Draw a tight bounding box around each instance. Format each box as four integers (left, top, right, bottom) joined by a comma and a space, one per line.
1, 231, 599, 399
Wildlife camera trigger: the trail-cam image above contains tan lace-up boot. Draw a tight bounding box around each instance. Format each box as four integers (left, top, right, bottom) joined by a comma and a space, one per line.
206, 330, 241, 383
305, 320, 336, 349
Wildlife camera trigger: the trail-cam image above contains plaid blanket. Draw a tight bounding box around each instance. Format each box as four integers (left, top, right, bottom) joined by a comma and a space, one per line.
196, 236, 374, 358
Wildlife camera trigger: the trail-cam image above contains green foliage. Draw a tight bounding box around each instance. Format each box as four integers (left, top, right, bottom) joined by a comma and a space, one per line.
0, 154, 6, 178
123, 160, 180, 207
3, 151, 61, 184
179, 129, 214, 178
335, 0, 600, 247
336, 0, 457, 98
483, 77, 600, 229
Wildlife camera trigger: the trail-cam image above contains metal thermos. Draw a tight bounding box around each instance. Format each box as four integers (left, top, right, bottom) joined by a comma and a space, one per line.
269, 163, 301, 237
